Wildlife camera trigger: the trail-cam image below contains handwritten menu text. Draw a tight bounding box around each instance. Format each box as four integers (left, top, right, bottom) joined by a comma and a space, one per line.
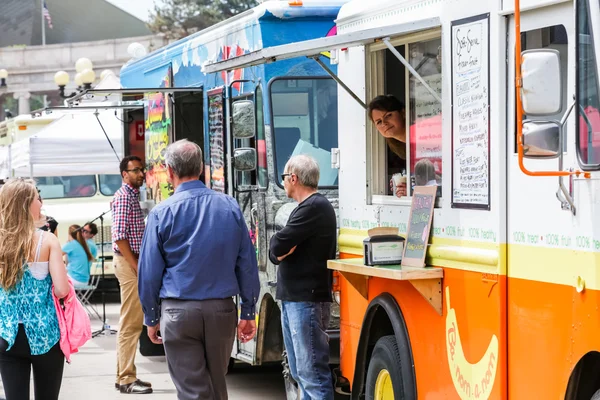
451, 15, 490, 209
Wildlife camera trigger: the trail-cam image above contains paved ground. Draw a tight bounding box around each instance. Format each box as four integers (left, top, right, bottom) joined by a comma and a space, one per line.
0, 303, 287, 399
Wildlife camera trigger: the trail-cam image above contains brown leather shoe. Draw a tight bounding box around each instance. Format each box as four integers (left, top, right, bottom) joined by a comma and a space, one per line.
119, 381, 153, 394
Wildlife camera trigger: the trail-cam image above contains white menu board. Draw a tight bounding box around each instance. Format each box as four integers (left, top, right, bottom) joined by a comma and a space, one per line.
451, 14, 491, 209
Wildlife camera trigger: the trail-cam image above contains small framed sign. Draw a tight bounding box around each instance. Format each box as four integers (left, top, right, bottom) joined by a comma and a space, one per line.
402, 186, 437, 268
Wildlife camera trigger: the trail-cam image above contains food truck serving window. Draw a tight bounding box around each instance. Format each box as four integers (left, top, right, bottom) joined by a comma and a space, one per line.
269, 77, 339, 188
367, 33, 443, 203
37, 175, 97, 199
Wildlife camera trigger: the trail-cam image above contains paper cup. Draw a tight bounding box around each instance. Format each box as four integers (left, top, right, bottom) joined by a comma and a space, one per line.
392, 173, 406, 187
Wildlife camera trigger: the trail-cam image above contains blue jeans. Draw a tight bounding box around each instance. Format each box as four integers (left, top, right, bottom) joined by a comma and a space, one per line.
281, 301, 333, 400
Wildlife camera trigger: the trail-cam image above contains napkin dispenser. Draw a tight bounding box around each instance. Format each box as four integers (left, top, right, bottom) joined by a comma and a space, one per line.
363, 234, 405, 266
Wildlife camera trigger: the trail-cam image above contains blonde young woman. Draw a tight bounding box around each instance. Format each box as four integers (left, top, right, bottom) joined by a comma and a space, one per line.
0, 179, 69, 400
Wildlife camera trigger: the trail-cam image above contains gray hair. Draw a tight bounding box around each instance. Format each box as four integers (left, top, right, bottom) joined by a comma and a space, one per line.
164, 139, 203, 178
285, 154, 320, 189
414, 158, 436, 186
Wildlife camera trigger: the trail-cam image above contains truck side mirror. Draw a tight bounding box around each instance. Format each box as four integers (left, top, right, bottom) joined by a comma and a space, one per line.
522, 120, 561, 158
520, 49, 562, 116
233, 147, 257, 171
232, 100, 255, 139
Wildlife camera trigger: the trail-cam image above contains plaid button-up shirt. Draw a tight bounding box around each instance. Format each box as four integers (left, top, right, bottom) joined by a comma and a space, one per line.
111, 183, 145, 255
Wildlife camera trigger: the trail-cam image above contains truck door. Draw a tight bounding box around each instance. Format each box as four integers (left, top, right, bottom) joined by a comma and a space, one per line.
507, 3, 577, 396
227, 81, 268, 362
172, 91, 205, 183
206, 87, 229, 193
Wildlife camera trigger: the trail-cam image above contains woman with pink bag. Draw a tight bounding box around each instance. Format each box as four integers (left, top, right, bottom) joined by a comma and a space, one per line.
0, 178, 70, 400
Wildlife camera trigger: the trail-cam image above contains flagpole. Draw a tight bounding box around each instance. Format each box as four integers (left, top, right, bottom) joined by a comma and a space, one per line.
41, 0, 46, 46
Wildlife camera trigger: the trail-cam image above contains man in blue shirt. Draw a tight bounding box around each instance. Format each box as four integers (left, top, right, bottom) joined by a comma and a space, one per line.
138, 139, 260, 400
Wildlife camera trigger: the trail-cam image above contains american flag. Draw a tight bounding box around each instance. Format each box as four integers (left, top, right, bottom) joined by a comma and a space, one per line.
43, 1, 53, 29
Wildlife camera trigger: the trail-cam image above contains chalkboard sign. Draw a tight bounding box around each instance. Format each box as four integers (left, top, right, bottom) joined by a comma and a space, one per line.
402, 185, 437, 268
207, 88, 226, 193
450, 13, 491, 210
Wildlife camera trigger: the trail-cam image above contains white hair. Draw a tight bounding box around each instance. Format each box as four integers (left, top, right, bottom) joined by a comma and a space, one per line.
285, 154, 320, 189
165, 139, 203, 178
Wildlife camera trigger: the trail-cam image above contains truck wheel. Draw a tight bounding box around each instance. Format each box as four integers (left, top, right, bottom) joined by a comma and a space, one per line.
365, 335, 405, 400
592, 389, 600, 400
282, 349, 300, 400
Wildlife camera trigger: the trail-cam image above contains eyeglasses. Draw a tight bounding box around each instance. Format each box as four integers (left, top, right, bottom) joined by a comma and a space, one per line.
125, 168, 146, 174
281, 173, 294, 182
82, 228, 96, 237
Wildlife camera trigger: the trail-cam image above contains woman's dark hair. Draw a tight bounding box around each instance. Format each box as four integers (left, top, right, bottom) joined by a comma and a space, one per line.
367, 95, 405, 121
69, 224, 93, 262
119, 155, 142, 175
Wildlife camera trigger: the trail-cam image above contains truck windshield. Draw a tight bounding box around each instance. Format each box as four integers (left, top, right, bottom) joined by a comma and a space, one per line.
270, 77, 339, 187
99, 174, 123, 196
37, 175, 97, 199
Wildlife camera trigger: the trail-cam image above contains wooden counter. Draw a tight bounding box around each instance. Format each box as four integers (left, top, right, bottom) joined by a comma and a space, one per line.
328, 258, 444, 315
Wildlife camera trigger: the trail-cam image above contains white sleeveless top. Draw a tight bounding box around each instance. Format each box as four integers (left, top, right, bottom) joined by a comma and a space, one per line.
28, 231, 49, 280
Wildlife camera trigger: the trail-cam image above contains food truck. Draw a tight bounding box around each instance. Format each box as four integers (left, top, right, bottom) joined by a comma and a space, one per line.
61, 1, 346, 397
202, 0, 600, 397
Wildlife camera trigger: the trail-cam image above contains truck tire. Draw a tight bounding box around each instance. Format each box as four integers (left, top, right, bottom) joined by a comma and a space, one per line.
365, 335, 405, 400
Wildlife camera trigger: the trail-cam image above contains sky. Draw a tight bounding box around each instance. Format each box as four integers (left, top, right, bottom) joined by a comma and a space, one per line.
105, 0, 163, 22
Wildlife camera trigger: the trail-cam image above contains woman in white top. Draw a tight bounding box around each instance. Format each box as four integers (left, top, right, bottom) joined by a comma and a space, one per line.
0, 178, 69, 400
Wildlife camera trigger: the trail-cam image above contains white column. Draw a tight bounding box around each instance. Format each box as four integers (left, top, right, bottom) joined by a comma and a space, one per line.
14, 91, 31, 115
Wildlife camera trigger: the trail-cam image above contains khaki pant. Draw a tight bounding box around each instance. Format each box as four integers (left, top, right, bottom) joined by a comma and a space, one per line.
114, 255, 143, 386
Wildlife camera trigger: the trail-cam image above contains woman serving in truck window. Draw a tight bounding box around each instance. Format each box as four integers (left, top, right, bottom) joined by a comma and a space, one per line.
368, 95, 408, 197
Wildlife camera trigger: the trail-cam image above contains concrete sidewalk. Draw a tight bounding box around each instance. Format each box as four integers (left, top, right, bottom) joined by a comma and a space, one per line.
0, 303, 286, 399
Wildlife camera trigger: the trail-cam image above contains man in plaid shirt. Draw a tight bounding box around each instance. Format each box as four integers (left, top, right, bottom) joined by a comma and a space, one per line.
111, 155, 152, 394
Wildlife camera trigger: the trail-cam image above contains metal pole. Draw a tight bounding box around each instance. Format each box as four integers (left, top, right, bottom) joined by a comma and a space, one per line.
94, 110, 121, 162
41, 0, 46, 46
310, 56, 367, 109
382, 38, 442, 103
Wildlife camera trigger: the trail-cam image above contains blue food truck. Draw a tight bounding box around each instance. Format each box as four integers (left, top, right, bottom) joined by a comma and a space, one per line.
98, 1, 346, 398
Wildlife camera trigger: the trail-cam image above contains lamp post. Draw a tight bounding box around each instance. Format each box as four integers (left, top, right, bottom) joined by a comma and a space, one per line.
53, 70, 74, 99
0, 69, 10, 119
0, 69, 7, 88
53, 57, 96, 99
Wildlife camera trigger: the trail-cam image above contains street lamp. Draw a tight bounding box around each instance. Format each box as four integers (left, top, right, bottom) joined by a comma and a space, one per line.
0, 69, 7, 88
75, 57, 93, 73
53, 57, 97, 99
54, 70, 76, 99
80, 68, 96, 90
74, 72, 83, 90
